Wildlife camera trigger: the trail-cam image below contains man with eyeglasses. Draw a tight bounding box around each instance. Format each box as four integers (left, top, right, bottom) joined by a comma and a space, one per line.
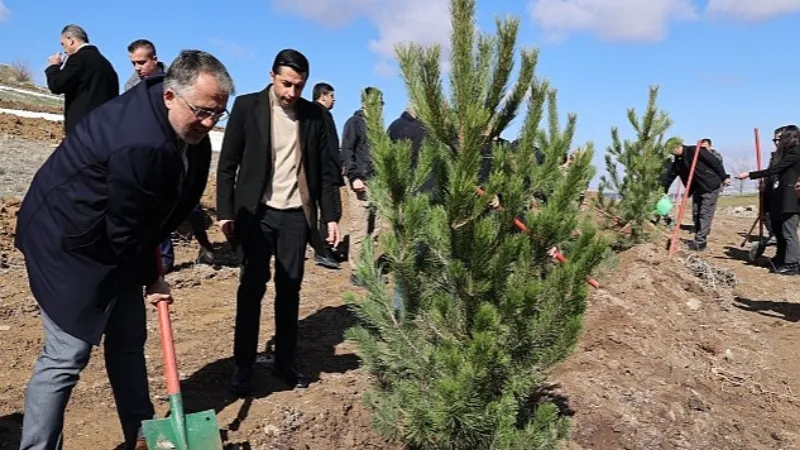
217, 49, 341, 393
15, 50, 234, 450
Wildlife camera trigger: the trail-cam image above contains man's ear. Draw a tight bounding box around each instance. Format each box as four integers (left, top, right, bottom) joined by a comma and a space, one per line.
163, 88, 176, 110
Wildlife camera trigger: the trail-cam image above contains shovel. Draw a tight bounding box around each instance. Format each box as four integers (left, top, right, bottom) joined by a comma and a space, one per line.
141, 250, 223, 450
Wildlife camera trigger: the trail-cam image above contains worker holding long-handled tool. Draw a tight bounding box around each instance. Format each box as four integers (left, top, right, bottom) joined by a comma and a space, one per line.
13, 51, 234, 450
664, 142, 726, 253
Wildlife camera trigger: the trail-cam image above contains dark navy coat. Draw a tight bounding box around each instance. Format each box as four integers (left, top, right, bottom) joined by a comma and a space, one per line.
14, 76, 211, 344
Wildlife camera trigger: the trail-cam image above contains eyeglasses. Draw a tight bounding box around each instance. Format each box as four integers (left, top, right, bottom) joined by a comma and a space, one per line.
773, 138, 780, 144
178, 94, 228, 122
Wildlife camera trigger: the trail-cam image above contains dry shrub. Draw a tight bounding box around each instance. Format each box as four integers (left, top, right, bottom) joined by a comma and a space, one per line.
9, 60, 32, 83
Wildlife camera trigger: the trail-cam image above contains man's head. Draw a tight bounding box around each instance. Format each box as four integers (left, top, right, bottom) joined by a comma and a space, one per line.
313, 82, 335, 110
59, 24, 88, 55
163, 50, 235, 145
270, 49, 309, 108
361, 86, 383, 109
128, 39, 160, 79
700, 138, 712, 149
672, 144, 685, 156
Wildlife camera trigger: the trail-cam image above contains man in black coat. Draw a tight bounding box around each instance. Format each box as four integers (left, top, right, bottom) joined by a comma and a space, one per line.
216, 49, 341, 394
45, 24, 119, 134
662, 143, 727, 251
15, 50, 234, 450
311, 82, 344, 269
387, 104, 430, 191
340, 87, 382, 285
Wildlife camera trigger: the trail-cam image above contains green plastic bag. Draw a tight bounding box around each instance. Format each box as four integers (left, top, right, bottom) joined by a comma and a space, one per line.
655, 194, 673, 216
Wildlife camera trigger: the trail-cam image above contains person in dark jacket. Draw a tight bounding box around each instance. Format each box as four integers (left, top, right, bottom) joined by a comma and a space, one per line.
216, 49, 341, 394
15, 50, 234, 450
662, 143, 727, 251
387, 104, 430, 191
45, 24, 119, 134
124, 39, 168, 92
340, 86, 382, 285
737, 125, 800, 274
311, 82, 344, 269
124, 39, 216, 271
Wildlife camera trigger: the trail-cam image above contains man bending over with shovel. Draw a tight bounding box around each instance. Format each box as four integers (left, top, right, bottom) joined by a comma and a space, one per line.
14, 50, 234, 450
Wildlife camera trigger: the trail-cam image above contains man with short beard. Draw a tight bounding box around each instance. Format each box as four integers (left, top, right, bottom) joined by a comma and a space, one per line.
217, 49, 341, 394
16, 50, 234, 450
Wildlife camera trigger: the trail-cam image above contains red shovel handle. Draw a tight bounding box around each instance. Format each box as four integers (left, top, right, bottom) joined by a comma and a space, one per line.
475, 187, 600, 288
154, 247, 181, 396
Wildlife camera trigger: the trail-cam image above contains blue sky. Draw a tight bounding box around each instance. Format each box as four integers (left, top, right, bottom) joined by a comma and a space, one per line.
0, 0, 797, 185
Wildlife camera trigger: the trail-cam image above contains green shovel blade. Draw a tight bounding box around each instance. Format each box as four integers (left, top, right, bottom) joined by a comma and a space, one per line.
142, 394, 223, 450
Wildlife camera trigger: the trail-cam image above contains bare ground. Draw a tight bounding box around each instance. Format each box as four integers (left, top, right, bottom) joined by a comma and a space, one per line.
3, 133, 800, 449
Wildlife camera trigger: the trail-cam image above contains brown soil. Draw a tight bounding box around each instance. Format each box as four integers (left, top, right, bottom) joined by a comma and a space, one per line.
0, 114, 63, 143
0, 98, 63, 115
2, 153, 800, 449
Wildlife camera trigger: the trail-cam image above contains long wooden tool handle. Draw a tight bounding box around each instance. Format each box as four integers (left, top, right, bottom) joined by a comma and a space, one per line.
154, 247, 181, 396
669, 140, 703, 257
476, 187, 600, 288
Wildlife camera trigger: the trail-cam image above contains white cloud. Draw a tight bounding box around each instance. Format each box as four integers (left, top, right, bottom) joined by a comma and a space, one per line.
705, 0, 800, 21
0, 1, 10, 21
208, 38, 255, 59
270, 0, 451, 73
528, 0, 697, 42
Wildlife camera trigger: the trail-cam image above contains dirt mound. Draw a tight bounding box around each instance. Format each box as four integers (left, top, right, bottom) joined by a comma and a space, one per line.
554, 241, 800, 449
0, 99, 62, 115
0, 114, 63, 143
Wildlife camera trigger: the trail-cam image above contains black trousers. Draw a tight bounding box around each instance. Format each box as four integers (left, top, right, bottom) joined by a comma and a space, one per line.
771, 213, 800, 265
234, 204, 309, 367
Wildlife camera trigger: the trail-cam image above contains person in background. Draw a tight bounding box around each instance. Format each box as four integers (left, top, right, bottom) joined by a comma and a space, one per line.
124, 39, 216, 271
662, 143, 726, 251
16, 50, 233, 450
737, 125, 800, 275
217, 49, 341, 394
311, 82, 343, 269
124, 39, 167, 91
340, 87, 383, 286
700, 138, 732, 188
387, 103, 430, 192
45, 24, 118, 134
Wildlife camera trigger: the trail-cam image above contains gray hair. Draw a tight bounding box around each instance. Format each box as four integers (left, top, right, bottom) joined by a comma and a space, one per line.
163, 50, 235, 97
61, 24, 89, 43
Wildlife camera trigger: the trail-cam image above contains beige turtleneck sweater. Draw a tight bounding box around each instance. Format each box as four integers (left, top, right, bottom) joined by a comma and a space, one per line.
263, 87, 303, 209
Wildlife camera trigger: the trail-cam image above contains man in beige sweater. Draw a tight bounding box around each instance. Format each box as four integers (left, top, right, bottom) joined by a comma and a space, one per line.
216, 49, 341, 394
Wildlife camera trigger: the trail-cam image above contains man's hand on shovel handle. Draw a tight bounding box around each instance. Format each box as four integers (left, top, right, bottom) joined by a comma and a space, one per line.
146, 276, 172, 305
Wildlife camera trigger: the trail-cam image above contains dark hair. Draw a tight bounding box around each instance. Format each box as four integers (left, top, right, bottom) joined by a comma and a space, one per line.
776, 125, 800, 156
61, 24, 88, 43
361, 86, 382, 104
313, 82, 334, 101
271, 49, 309, 77
127, 39, 156, 56
701, 138, 712, 146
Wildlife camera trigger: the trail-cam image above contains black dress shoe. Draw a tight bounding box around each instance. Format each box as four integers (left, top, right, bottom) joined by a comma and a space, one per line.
271, 364, 309, 389
777, 263, 799, 275
229, 364, 252, 396
195, 246, 215, 265
313, 253, 340, 269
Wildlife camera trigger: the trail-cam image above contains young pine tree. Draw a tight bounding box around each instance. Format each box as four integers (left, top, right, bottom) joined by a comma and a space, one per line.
345, 0, 607, 448
597, 86, 681, 245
